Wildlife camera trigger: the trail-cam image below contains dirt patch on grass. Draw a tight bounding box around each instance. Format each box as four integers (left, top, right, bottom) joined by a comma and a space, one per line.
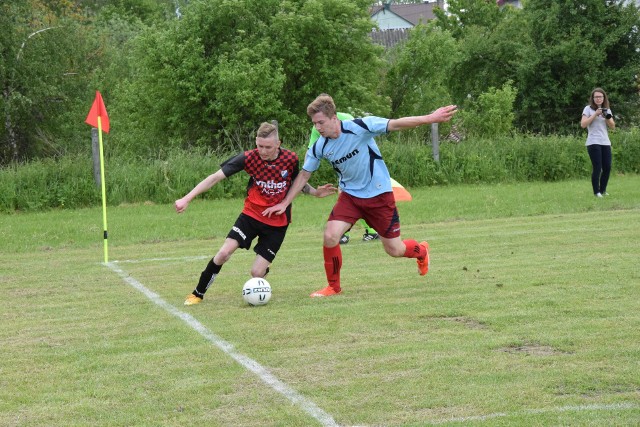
420, 315, 489, 330
499, 342, 568, 356
446, 316, 488, 330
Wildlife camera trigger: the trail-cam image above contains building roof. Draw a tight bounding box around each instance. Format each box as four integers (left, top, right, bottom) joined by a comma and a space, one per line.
370, 2, 440, 27
497, 0, 522, 7
370, 28, 411, 47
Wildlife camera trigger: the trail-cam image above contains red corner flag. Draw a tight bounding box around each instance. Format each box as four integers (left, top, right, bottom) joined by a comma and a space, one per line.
85, 91, 110, 133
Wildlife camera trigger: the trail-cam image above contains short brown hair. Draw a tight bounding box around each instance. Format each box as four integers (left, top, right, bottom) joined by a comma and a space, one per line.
256, 122, 278, 140
307, 94, 336, 118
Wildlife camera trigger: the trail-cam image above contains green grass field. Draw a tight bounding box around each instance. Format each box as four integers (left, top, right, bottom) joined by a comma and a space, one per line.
1, 177, 639, 426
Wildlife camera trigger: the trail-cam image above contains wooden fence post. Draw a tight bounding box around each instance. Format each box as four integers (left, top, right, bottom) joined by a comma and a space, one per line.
431, 123, 440, 162
91, 128, 101, 187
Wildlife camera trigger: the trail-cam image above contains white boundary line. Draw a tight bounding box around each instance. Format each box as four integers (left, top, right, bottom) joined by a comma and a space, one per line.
106, 259, 639, 426
111, 255, 209, 264
105, 261, 339, 427
431, 402, 639, 424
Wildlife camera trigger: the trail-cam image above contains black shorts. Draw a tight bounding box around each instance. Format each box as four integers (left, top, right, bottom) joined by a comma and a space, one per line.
227, 213, 288, 263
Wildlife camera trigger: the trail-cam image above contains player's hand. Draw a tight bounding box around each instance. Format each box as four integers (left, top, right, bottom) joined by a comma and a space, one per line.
430, 105, 458, 123
175, 198, 189, 213
315, 183, 338, 198
263, 202, 287, 218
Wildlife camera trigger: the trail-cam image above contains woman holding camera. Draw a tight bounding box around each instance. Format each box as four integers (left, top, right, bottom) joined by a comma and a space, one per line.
580, 88, 615, 197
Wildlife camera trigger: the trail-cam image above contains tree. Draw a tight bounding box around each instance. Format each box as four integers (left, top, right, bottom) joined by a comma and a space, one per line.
430, 0, 640, 134
433, 0, 503, 40
113, 0, 388, 153
0, 0, 176, 164
382, 23, 458, 119
0, 1, 96, 163
458, 81, 517, 137
431, 0, 526, 103
516, 0, 640, 133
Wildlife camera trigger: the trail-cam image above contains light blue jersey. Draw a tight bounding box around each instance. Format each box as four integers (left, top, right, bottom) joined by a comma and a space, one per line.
304, 116, 393, 198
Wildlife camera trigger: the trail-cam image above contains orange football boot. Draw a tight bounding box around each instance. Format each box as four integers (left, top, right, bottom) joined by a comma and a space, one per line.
310, 286, 342, 297
417, 241, 430, 276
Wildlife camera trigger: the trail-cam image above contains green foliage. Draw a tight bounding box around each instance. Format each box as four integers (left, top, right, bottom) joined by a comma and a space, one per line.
4, 132, 639, 213
431, 0, 640, 134
516, 0, 640, 133
0, 156, 100, 212
112, 0, 387, 154
83, 0, 175, 24
3, 0, 640, 166
382, 24, 457, 120
379, 133, 598, 186
611, 128, 640, 174
0, 1, 100, 163
447, 10, 528, 108
433, 0, 503, 38
0, 0, 187, 165
458, 81, 517, 138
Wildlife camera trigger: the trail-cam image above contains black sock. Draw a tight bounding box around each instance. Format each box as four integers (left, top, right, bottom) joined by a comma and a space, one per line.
194, 259, 222, 297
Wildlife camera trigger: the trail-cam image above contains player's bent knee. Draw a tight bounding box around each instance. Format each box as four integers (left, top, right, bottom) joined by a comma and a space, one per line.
323, 231, 341, 247
250, 266, 267, 278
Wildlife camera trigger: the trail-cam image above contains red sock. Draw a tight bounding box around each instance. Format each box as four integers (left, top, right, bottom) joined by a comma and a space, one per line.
403, 239, 426, 259
323, 245, 342, 291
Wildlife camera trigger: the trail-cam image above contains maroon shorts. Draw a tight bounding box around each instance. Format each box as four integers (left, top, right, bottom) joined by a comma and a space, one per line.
328, 191, 400, 238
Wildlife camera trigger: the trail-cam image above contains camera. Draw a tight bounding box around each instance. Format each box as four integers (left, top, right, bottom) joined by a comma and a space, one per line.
600, 107, 612, 120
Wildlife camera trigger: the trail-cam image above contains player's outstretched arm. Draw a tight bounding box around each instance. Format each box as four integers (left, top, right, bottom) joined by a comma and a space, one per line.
262, 169, 312, 217
387, 105, 457, 132
175, 169, 226, 213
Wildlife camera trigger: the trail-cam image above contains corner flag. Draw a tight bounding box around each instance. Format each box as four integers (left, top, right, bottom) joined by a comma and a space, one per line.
85, 91, 110, 263
85, 91, 110, 133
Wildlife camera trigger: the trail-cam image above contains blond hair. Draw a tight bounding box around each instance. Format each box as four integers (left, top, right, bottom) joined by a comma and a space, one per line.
307, 93, 336, 118
256, 122, 278, 140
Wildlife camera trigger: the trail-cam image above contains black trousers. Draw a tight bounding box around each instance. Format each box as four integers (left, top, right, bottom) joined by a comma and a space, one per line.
587, 144, 612, 195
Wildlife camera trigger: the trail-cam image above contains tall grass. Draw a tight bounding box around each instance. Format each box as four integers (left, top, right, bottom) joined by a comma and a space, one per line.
1, 130, 639, 213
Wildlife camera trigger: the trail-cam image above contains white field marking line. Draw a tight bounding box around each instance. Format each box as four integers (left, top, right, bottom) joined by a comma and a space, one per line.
111, 255, 209, 264
105, 261, 340, 427
110, 245, 321, 265
431, 402, 640, 425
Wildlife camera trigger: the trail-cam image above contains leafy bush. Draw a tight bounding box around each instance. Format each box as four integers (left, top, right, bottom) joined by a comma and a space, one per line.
1, 132, 638, 213
611, 128, 640, 174
458, 82, 517, 138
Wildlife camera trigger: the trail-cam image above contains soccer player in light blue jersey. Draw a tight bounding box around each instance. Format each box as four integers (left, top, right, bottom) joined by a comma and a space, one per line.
309, 111, 379, 244
264, 94, 457, 297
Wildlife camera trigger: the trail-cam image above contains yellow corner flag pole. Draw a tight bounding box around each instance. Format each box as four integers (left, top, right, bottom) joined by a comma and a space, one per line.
85, 91, 111, 263
97, 116, 109, 263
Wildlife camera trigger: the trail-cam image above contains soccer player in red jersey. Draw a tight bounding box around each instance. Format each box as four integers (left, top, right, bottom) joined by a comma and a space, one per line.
176, 122, 336, 305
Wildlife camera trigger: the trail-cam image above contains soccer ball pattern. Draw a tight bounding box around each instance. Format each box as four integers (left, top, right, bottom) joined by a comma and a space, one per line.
242, 277, 272, 306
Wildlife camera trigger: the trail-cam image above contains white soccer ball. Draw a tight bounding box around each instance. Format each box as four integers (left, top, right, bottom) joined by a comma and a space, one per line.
242, 277, 272, 306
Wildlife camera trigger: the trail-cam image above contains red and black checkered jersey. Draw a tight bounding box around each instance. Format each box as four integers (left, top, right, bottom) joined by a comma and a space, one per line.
221, 148, 299, 227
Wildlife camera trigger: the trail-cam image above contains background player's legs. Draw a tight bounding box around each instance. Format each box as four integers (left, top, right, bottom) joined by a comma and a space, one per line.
341, 219, 378, 244
360, 219, 379, 241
